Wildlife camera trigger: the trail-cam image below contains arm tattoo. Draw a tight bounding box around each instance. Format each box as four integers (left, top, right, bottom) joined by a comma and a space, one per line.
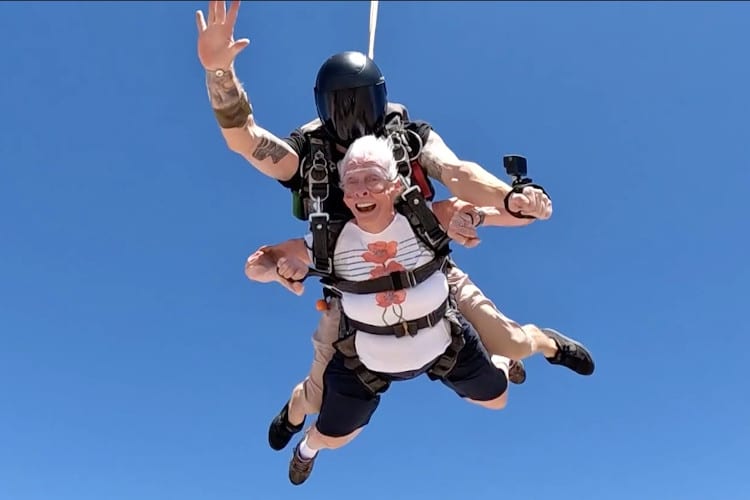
419, 147, 444, 180
206, 69, 253, 128
418, 131, 460, 181
252, 136, 290, 164
206, 69, 241, 109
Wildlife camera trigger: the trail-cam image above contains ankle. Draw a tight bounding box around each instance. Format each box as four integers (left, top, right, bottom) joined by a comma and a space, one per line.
528, 326, 558, 358
298, 436, 319, 460
287, 405, 305, 429
287, 416, 304, 430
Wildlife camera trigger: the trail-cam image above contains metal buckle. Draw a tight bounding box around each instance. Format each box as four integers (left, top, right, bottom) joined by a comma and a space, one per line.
406, 270, 417, 288
317, 257, 333, 275
387, 270, 415, 291
308, 210, 329, 225
404, 129, 423, 162
399, 183, 422, 203
426, 311, 435, 329
439, 256, 449, 272
415, 226, 444, 250
306, 150, 330, 203
396, 321, 410, 338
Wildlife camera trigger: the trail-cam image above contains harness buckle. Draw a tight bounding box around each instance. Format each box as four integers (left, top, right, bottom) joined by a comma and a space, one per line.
399, 183, 422, 203
308, 210, 329, 225
426, 311, 435, 329
388, 269, 417, 291
318, 257, 333, 275
424, 226, 449, 249
396, 321, 411, 338
307, 149, 331, 203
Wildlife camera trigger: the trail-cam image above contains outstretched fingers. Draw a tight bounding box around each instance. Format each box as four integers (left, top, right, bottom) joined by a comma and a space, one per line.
226, 0, 242, 27
215, 0, 227, 24
207, 0, 216, 23
230, 38, 251, 58
195, 10, 207, 32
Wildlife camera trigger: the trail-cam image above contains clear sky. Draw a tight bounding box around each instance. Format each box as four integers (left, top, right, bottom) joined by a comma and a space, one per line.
2, 1, 749, 499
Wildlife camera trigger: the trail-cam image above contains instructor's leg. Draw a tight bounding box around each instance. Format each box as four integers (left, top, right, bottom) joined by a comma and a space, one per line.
449, 266, 555, 359
448, 266, 595, 375
268, 298, 340, 451
288, 298, 341, 425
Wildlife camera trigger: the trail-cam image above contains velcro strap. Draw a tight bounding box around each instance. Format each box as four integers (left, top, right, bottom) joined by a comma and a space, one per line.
333, 257, 447, 294
344, 298, 449, 338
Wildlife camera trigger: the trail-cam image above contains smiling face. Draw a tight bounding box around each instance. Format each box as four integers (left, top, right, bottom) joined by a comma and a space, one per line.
341, 167, 400, 231
338, 135, 401, 233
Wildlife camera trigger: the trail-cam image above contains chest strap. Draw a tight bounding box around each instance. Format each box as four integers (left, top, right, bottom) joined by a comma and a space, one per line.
333, 256, 448, 295
343, 298, 449, 338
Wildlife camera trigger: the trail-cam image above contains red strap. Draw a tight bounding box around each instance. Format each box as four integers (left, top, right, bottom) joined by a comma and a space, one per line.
409, 160, 434, 200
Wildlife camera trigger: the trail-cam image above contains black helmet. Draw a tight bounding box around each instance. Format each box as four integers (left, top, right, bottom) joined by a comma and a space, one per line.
314, 51, 388, 146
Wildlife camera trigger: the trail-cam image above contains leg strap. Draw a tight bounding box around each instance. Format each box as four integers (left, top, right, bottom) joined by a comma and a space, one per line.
333, 335, 390, 395
427, 311, 466, 379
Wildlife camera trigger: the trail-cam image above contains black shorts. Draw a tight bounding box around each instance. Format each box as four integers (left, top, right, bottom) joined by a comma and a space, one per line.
315, 317, 508, 437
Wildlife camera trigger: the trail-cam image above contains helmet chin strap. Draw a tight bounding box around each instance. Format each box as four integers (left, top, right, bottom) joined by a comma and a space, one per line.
368, 1, 379, 60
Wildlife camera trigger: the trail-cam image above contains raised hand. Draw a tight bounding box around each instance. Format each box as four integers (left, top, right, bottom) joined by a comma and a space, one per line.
196, 0, 250, 70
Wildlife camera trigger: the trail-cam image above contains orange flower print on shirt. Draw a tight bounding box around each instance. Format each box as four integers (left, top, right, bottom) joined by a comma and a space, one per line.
376, 290, 407, 308
362, 241, 398, 265
361, 241, 408, 312
369, 260, 405, 279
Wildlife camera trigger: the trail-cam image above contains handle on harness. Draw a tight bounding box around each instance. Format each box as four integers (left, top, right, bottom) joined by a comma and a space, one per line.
295, 268, 330, 283
292, 268, 338, 311
501, 154, 550, 220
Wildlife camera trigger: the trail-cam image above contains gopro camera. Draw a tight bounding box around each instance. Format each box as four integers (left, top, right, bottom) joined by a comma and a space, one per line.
503, 154, 528, 180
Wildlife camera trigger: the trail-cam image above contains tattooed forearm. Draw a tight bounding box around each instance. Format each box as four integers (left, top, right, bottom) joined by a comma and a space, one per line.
206, 69, 253, 128
252, 136, 290, 164
418, 148, 444, 180
418, 131, 460, 181
206, 68, 240, 108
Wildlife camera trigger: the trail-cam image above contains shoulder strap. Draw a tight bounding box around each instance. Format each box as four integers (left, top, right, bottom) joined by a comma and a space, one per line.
382, 109, 450, 257
396, 186, 451, 257
304, 133, 337, 274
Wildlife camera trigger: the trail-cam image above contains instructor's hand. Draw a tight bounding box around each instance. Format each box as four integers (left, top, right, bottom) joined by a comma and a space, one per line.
196, 0, 250, 70
507, 186, 552, 220
276, 257, 308, 296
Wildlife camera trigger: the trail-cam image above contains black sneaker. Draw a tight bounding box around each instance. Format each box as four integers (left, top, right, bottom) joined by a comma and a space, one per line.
268, 402, 304, 451
542, 328, 595, 376
288, 442, 317, 486
509, 359, 527, 384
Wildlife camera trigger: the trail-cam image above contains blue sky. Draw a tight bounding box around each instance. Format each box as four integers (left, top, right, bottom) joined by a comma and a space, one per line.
1, 1, 748, 499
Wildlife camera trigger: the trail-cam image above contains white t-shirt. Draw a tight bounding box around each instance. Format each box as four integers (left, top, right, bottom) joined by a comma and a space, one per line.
306, 213, 451, 373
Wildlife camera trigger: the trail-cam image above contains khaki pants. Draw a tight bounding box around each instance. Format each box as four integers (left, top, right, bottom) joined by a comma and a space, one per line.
288, 265, 538, 418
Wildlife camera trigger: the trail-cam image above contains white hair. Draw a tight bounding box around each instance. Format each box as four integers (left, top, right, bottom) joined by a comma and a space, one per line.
337, 135, 398, 180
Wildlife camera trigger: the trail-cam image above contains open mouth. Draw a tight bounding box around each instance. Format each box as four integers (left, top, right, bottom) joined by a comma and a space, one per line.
355, 202, 376, 213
